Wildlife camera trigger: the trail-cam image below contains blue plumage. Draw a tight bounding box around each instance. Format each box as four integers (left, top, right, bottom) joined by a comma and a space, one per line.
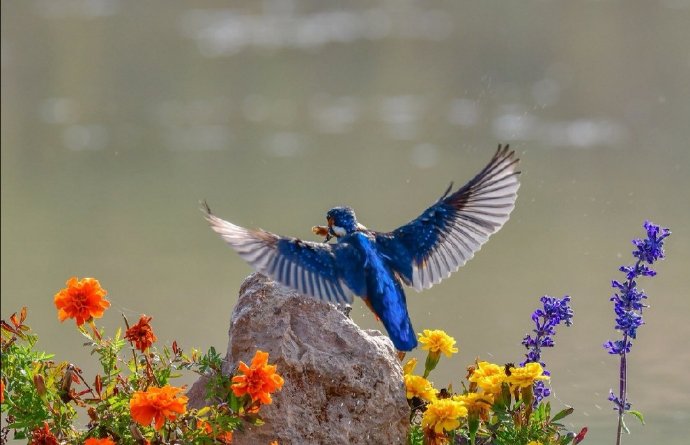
204, 145, 520, 351
350, 232, 417, 351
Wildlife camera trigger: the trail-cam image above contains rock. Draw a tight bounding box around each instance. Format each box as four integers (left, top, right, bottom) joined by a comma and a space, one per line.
188, 273, 409, 444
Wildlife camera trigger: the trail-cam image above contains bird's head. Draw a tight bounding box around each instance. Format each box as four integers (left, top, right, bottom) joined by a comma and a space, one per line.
312, 206, 366, 242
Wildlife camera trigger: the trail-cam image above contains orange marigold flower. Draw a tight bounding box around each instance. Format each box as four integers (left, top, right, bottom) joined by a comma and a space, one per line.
218, 431, 234, 444
197, 420, 233, 443
84, 438, 116, 445
130, 385, 188, 430
54, 277, 110, 326
29, 422, 59, 445
0, 379, 5, 404
197, 419, 213, 434
231, 350, 284, 405
125, 315, 157, 352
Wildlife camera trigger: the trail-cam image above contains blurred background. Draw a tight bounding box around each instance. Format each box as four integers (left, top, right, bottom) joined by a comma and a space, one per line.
2, 1, 689, 443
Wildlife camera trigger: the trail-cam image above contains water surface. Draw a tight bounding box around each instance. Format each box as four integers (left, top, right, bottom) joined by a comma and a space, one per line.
2, 1, 690, 443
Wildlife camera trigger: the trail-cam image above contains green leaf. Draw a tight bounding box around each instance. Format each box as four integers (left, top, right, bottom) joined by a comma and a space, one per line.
531, 401, 547, 422
559, 433, 574, 445
552, 407, 574, 422
628, 409, 645, 425
468, 416, 479, 445
423, 353, 440, 378
407, 425, 424, 445
228, 392, 243, 413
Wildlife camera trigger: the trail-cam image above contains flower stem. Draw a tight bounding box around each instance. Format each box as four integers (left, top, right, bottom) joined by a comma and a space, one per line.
615, 339, 627, 445
122, 314, 140, 375
615, 260, 639, 445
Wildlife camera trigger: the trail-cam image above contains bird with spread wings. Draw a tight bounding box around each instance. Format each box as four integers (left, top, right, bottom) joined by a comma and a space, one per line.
203, 145, 520, 351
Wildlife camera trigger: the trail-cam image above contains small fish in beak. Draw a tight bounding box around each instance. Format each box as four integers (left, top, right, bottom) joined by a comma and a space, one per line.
312, 225, 332, 242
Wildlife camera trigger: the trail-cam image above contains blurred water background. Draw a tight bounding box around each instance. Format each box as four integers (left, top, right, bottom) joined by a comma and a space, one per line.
2, 1, 690, 443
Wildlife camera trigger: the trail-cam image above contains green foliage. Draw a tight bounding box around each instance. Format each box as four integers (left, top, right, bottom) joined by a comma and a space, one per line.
627, 410, 645, 425
1, 309, 70, 440
1, 297, 588, 445
408, 424, 424, 445
1, 307, 278, 444
489, 401, 576, 445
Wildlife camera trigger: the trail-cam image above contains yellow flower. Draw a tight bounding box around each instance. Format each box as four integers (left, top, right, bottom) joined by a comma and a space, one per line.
527, 441, 543, 445
403, 357, 418, 375
418, 330, 458, 358
468, 361, 506, 394
452, 392, 493, 420
422, 399, 468, 434
404, 374, 437, 402
506, 362, 549, 389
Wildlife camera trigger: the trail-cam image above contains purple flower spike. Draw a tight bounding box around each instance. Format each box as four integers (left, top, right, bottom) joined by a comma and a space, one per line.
605, 221, 670, 445
521, 295, 573, 404
632, 221, 670, 264
605, 221, 670, 356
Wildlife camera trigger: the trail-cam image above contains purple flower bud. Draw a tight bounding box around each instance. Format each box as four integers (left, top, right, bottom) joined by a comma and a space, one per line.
608, 390, 631, 412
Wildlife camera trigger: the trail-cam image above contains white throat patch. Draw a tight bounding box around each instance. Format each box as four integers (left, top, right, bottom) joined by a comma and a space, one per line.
331, 225, 347, 237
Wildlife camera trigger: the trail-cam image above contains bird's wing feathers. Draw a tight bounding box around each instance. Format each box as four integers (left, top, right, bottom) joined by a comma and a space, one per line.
203, 205, 355, 304
377, 145, 520, 291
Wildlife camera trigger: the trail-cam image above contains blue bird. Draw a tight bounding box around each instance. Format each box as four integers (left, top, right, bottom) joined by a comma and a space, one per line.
203, 145, 520, 351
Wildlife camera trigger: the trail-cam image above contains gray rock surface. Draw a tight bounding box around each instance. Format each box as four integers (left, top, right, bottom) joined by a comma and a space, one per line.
188, 273, 409, 444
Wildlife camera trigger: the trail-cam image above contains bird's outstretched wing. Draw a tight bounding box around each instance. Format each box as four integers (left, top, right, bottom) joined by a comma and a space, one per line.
202, 203, 360, 304
375, 144, 520, 291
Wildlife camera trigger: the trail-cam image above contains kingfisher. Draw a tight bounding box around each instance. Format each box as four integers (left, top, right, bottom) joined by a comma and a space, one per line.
203, 145, 520, 351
